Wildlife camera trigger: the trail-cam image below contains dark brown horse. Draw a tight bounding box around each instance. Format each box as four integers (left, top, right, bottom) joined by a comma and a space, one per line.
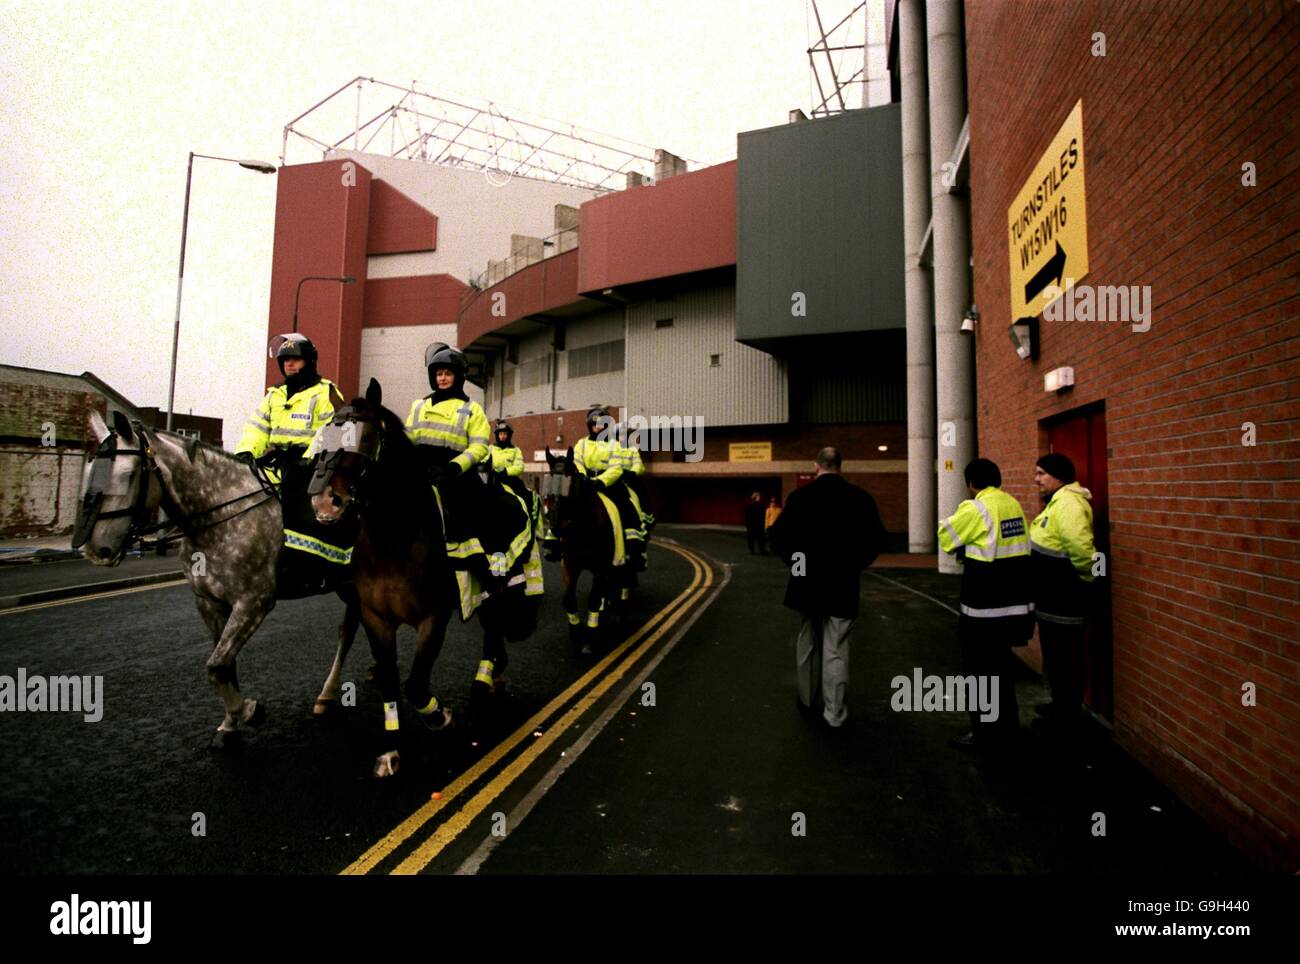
542, 447, 633, 654
310, 380, 540, 777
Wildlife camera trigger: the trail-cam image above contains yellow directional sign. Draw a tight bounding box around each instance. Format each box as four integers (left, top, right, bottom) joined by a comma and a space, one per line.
1008, 99, 1088, 321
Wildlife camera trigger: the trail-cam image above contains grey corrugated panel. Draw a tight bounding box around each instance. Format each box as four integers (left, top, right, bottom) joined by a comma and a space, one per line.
794, 369, 906, 423
736, 105, 905, 348
626, 285, 787, 427
565, 307, 624, 348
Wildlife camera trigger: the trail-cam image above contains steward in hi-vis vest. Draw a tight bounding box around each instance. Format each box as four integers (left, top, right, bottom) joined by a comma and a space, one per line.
1029, 452, 1097, 727
938, 458, 1034, 750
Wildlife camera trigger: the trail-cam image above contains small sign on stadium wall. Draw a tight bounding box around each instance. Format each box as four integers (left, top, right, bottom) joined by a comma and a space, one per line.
729, 442, 772, 462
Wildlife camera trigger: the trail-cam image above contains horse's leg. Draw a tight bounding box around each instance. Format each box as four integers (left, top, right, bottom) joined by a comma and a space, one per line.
314, 587, 361, 716
405, 607, 453, 730
206, 597, 273, 747
561, 558, 582, 641
360, 607, 402, 778
194, 593, 230, 646
469, 601, 508, 725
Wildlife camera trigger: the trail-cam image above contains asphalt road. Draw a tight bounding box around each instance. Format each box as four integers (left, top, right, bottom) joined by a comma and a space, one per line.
0, 527, 1253, 875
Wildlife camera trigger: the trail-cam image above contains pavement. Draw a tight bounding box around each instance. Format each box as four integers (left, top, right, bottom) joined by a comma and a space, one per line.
0, 524, 1256, 874
0, 552, 185, 610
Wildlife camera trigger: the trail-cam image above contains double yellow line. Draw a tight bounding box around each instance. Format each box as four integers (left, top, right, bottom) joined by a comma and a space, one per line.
341, 541, 714, 876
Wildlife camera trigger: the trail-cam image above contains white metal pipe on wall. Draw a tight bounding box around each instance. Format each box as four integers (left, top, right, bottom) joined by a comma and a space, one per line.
926, 0, 974, 575
899, 0, 936, 555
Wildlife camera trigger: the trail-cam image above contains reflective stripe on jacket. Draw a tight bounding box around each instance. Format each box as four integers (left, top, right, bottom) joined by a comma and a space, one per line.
235, 379, 339, 459
490, 445, 525, 477
617, 443, 645, 476
938, 486, 1035, 629
573, 437, 624, 487
1030, 481, 1096, 624
404, 396, 491, 472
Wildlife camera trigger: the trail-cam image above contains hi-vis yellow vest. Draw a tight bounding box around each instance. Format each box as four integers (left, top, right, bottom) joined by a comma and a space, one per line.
236, 380, 339, 459
404, 396, 491, 472
618, 442, 645, 476
490, 445, 524, 477
573, 437, 624, 487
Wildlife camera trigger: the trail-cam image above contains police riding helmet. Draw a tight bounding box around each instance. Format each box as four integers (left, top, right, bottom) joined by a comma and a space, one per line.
586, 406, 610, 435
425, 342, 466, 391
494, 419, 513, 443
270, 333, 318, 378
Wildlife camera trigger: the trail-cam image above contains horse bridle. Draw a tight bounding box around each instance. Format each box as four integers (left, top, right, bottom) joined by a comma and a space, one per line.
73, 420, 276, 551
72, 427, 155, 549
307, 407, 381, 507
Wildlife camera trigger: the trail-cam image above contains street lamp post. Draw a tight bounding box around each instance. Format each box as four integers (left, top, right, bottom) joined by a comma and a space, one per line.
292, 275, 357, 333
165, 152, 276, 431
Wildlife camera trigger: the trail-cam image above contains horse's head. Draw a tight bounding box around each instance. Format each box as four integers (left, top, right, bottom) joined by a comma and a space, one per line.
309, 379, 385, 524
541, 445, 581, 534
74, 410, 162, 565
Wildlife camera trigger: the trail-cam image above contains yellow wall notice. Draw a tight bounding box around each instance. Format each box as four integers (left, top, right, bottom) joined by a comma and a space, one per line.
1008, 99, 1089, 321
729, 442, 772, 462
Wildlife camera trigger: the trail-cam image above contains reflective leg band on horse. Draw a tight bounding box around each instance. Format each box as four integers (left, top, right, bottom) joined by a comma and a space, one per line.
384, 701, 399, 732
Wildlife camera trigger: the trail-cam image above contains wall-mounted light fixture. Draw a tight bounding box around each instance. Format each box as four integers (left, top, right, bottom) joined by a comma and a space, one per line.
960, 303, 979, 334
1009, 315, 1039, 361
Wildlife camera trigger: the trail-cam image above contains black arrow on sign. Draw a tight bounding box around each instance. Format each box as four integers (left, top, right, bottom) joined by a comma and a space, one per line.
1024, 240, 1067, 305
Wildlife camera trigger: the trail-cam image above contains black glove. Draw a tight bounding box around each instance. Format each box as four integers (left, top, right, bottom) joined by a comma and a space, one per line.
436, 462, 463, 486
235, 451, 256, 467
589, 477, 605, 491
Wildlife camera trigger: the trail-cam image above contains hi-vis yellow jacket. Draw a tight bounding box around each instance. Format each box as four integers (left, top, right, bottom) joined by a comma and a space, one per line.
404, 396, 492, 472
1030, 481, 1096, 625
617, 441, 645, 476
938, 486, 1034, 629
573, 436, 624, 487
490, 444, 525, 477
235, 380, 340, 459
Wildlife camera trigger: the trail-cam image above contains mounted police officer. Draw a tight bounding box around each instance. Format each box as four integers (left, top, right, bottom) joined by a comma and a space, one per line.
236, 333, 350, 590
490, 420, 526, 493
574, 406, 646, 572
614, 421, 655, 539
406, 344, 529, 596
236, 333, 341, 479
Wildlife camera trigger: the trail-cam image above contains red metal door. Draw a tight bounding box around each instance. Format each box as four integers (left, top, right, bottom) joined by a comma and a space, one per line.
1046, 406, 1112, 720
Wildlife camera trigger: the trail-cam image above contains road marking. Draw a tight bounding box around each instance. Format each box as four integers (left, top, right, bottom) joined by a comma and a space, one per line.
866, 571, 960, 616
455, 552, 731, 875
339, 542, 704, 876
391, 544, 714, 875
0, 577, 187, 616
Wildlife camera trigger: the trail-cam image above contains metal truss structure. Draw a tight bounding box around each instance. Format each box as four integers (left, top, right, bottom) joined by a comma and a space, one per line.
281, 77, 666, 193
807, 1, 869, 117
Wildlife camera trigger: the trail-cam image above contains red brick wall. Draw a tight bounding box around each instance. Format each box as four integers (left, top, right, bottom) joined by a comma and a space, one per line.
967, 0, 1300, 867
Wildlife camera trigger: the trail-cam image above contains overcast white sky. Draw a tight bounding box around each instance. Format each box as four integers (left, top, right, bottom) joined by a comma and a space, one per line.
1, 0, 876, 446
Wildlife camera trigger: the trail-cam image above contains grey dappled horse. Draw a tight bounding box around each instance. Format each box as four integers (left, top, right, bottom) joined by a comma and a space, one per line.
75, 409, 362, 747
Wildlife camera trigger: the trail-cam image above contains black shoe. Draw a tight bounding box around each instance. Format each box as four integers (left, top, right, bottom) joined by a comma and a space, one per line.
1034, 701, 1057, 718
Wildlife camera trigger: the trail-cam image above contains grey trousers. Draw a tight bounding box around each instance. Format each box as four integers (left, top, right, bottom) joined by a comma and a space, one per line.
796, 614, 855, 726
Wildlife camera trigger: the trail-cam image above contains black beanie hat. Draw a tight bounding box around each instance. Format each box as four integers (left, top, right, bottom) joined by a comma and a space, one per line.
1036, 452, 1077, 484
